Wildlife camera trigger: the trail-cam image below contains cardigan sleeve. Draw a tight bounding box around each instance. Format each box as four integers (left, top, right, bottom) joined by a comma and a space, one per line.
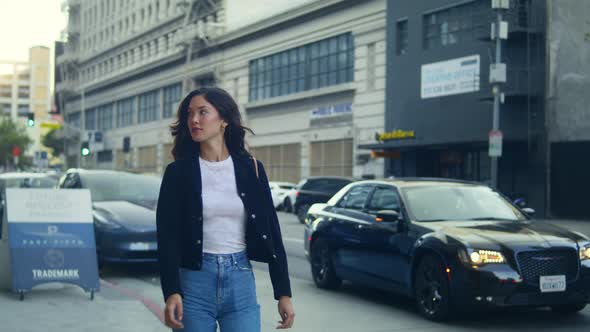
156, 162, 183, 302
256, 159, 293, 300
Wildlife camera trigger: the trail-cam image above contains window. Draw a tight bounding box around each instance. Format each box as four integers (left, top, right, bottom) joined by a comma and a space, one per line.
17, 104, 29, 114
68, 112, 81, 128
163, 83, 182, 118
337, 185, 372, 210
85, 108, 97, 130
117, 97, 134, 127
97, 104, 113, 131
138, 90, 159, 123
97, 150, 113, 163
367, 187, 400, 212
423, 1, 487, 50
396, 19, 408, 55
249, 33, 353, 102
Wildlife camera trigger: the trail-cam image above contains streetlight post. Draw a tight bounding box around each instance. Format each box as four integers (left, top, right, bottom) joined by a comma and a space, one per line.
489, 0, 509, 188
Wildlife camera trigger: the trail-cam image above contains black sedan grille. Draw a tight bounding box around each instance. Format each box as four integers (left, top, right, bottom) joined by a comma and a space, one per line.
516, 249, 579, 284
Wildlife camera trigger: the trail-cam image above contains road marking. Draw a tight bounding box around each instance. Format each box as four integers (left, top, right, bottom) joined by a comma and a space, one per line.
284, 237, 304, 244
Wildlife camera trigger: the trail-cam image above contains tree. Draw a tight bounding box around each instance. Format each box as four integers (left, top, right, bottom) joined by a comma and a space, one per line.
0, 118, 33, 169
42, 128, 65, 156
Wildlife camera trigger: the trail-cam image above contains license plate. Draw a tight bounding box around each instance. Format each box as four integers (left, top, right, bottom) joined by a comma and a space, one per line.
540, 275, 566, 293
129, 242, 150, 251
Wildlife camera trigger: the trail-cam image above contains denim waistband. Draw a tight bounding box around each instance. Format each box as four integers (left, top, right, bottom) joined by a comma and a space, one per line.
202, 250, 248, 264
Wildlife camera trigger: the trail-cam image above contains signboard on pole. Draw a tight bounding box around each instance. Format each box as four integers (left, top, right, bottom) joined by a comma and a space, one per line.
489, 130, 503, 157
5, 189, 99, 299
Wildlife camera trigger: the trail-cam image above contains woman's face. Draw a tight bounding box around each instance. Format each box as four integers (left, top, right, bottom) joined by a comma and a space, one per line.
187, 95, 226, 144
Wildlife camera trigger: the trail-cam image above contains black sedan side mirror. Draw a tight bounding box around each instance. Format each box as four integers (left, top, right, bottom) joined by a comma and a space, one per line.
375, 210, 400, 223
522, 207, 535, 217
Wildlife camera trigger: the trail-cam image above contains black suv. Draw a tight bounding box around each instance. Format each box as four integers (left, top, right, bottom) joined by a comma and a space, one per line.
293, 176, 354, 223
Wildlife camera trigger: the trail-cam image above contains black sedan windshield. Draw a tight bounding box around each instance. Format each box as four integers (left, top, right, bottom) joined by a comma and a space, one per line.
402, 185, 525, 222
81, 172, 161, 202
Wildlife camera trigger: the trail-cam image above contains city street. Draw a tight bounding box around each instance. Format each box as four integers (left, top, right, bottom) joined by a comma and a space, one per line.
94, 212, 590, 332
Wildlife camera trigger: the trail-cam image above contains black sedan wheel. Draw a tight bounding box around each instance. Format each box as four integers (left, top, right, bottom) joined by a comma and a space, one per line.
297, 204, 310, 223
414, 255, 452, 321
551, 303, 587, 314
311, 238, 342, 289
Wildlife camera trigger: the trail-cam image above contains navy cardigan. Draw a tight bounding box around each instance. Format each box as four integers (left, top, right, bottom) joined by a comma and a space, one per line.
156, 152, 292, 302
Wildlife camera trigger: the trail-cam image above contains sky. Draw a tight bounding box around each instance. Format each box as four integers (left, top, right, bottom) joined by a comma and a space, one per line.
0, 0, 66, 79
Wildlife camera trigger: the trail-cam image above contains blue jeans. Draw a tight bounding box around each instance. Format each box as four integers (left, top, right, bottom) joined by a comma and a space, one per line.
176, 251, 260, 332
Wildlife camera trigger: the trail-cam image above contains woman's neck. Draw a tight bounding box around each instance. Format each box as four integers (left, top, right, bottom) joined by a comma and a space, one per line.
199, 141, 230, 162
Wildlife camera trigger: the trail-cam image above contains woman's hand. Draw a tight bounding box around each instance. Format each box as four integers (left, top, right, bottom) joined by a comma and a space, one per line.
276, 296, 295, 329
164, 293, 184, 329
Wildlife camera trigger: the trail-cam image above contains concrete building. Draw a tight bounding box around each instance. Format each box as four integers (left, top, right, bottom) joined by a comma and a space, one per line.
55, 0, 387, 183
1, 46, 52, 160
360, 0, 589, 219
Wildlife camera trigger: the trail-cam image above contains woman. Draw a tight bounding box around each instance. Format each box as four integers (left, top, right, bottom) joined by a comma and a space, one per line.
156, 87, 295, 331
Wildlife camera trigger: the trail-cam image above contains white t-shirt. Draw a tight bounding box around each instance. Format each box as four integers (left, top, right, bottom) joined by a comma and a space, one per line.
199, 155, 247, 254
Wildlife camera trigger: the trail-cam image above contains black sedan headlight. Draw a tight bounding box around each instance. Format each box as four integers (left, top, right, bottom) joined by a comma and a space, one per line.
580, 243, 590, 261
459, 248, 506, 266
94, 213, 122, 230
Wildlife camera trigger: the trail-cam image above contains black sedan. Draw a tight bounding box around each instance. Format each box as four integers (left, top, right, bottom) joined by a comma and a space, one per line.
58, 169, 161, 265
303, 178, 590, 321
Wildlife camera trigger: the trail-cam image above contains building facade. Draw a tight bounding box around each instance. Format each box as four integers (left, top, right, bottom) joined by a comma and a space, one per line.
361, 0, 589, 219
56, 0, 387, 183
1, 46, 52, 159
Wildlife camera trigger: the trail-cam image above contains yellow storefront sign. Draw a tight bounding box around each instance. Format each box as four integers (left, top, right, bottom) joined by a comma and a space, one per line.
40, 122, 62, 129
377, 130, 415, 141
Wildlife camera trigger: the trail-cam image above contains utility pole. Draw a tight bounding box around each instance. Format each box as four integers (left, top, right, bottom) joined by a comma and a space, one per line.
489, 0, 509, 188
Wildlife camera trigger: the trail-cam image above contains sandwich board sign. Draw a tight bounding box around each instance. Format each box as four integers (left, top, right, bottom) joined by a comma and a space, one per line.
5, 189, 99, 300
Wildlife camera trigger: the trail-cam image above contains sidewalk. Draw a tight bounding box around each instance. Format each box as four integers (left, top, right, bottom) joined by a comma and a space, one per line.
0, 280, 167, 332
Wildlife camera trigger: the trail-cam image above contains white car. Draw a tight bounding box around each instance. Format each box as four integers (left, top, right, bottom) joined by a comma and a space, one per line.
269, 181, 296, 210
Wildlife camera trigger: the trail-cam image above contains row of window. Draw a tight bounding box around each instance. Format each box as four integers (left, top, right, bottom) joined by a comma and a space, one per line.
70, 83, 182, 131
396, 0, 488, 55
249, 33, 354, 102
79, 33, 178, 82
80, 3, 181, 55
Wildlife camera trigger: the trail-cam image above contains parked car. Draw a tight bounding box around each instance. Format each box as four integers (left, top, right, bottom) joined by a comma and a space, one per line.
282, 186, 299, 213
294, 176, 354, 223
269, 181, 296, 210
304, 178, 590, 321
58, 169, 161, 265
0, 172, 58, 238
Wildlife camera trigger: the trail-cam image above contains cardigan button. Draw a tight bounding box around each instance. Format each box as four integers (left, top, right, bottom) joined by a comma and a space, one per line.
241, 192, 246, 197
251, 214, 256, 219
272, 254, 277, 259
196, 240, 201, 245
262, 234, 267, 240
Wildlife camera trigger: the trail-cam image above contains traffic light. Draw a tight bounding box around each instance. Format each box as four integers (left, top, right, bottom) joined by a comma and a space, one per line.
81, 141, 90, 156
27, 112, 35, 127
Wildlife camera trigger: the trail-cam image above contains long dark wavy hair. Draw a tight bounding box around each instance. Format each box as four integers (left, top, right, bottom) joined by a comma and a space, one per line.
170, 87, 254, 161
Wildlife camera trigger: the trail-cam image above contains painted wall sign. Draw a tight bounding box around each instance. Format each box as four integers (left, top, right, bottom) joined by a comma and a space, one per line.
421, 55, 480, 99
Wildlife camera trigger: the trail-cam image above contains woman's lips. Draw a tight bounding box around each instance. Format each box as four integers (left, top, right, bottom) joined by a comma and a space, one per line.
191, 128, 202, 134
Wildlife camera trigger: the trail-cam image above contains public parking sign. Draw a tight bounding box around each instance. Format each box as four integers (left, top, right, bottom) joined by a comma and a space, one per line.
489, 130, 503, 157
5, 189, 99, 300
